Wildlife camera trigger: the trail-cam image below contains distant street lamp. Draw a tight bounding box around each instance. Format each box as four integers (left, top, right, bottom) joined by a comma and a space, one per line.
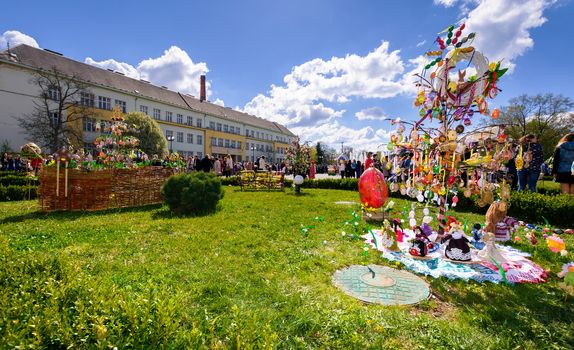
167, 135, 174, 153
251, 146, 255, 162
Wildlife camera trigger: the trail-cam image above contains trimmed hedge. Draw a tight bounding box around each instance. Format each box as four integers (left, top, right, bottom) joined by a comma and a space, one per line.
221, 175, 574, 227
0, 185, 38, 201
0, 175, 39, 187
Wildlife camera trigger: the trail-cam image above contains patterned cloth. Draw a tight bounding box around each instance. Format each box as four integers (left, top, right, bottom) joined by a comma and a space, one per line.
363, 230, 546, 284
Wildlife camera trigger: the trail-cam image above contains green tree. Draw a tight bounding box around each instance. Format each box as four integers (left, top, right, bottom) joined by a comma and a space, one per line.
490, 94, 574, 156
315, 142, 325, 165
123, 112, 168, 157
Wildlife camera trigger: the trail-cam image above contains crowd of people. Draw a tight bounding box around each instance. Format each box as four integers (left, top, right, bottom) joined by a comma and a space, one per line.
2, 132, 573, 195
1, 153, 29, 172
183, 154, 292, 177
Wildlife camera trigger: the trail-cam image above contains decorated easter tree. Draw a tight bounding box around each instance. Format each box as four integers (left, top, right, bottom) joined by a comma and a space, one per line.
387, 23, 511, 235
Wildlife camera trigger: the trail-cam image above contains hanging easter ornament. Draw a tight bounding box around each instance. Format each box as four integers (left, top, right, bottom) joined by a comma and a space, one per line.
434, 47, 489, 108
491, 108, 501, 119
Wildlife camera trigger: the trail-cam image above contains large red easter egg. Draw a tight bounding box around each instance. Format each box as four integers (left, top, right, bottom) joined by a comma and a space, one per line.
359, 167, 388, 209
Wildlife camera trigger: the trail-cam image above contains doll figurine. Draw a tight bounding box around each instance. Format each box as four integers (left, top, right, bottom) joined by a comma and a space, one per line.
470, 223, 485, 250
442, 224, 472, 261
409, 228, 430, 257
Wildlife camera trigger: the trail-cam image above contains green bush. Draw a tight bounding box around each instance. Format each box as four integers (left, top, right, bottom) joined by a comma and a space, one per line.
161, 172, 224, 215
0, 174, 39, 186
508, 191, 574, 226
0, 185, 38, 201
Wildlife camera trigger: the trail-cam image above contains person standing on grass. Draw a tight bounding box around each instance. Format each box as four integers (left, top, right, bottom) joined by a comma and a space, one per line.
517, 134, 544, 192
214, 157, 222, 176
364, 152, 373, 169
355, 160, 362, 178
259, 156, 266, 171
225, 155, 233, 177
552, 133, 574, 195
339, 160, 346, 178
309, 160, 316, 179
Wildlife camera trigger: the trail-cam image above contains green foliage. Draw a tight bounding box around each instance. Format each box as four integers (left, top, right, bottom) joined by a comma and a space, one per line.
0, 185, 38, 201
508, 191, 574, 226
0, 190, 572, 348
161, 172, 224, 215
123, 112, 168, 157
0, 175, 39, 187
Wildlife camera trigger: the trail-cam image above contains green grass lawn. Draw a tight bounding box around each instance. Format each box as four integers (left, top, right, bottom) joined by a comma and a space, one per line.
1, 187, 573, 349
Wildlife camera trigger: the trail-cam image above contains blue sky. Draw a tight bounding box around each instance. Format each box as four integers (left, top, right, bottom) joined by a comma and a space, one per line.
1, 0, 572, 151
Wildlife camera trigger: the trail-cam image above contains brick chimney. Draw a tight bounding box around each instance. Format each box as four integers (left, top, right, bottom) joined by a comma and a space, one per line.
200, 75, 206, 102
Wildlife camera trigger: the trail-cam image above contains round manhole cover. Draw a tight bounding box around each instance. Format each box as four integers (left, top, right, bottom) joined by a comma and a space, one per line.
333, 265, 430, 305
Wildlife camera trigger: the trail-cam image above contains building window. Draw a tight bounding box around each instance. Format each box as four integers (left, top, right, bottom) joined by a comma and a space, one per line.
115, 99, 126, 113
187, 133, 193, 144
237, 141, 242, 149
230, 126, 235, 134
225, 139, 230, 148
216, 123, 222, 132
236, 127, 240, 135
256, 131, 260, 139
209, 121, 215, 130
153, 108, 161, 120
223, 124, 229, 133
166, 130, 173, 139
186, 116, 192, 125
218, 138, 223, 147
82, 116, 96, 132
177, 114, 183, 124
165, 111, 173, 122
50, 112, 61, 125
246, 128, 249, 136
99, 120, 106, 134
176, 132, 183, 143
47, 85, 61, 101
251, 130, 254, 137
196, 119, 202, 128
80, 92, 94, 107
140, 105, 148, 115
197, 152, 203, 158
197, 135, 203, 145
98, 96, 111, 110
211, 137, 217, 146
231, 140, 236, 149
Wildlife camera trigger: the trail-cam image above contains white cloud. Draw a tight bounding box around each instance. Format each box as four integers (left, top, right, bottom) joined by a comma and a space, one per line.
84, 57, 140, 79
292, 121, 392, 153
137, 46, 209, 97
213, 98, 225, 106
355, 107, 389, 121
433, 0, 459, 6
243, 41, 408, 129
416, 40, 427, 48
84, 46, 211, 98
0, 30, 39, 50
463, 0, 553, 64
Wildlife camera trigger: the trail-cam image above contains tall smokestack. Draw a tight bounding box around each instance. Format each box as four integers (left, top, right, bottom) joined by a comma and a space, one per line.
200, 75, 206, 102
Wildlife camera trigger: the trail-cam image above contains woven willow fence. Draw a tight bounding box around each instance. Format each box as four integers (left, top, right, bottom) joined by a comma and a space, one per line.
39, 167, 180, 212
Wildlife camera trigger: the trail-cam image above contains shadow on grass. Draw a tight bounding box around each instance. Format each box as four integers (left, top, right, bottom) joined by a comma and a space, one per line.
432, 278, 574, 345
151, 205, 221, 220
0, 203, 164, 225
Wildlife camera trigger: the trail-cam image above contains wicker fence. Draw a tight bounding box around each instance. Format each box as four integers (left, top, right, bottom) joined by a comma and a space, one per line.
39, 167, 180, 212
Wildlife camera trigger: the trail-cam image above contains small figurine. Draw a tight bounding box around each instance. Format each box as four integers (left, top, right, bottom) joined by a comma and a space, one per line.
392, 218, 404, 242
470, 223, 485, 249
478, 232, 508, 264
409, 229, 430, 257
442, 224, 472, 262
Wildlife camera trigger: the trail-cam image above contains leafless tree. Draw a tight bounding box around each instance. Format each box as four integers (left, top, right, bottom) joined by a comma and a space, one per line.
17, 67, 92, 153
489, 93, 574, 155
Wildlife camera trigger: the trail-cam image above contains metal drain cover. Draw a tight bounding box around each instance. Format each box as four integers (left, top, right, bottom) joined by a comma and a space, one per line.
333, 265, 430, 305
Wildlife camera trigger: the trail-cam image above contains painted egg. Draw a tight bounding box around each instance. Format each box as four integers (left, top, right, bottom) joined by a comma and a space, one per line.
359, 167, 389, 209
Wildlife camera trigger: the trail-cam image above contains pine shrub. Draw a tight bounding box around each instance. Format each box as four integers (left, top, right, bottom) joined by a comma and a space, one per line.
161, 172, 224, 215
